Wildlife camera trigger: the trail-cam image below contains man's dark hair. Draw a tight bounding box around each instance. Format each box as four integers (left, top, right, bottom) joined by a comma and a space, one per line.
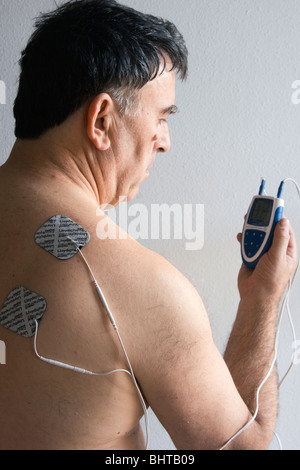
13, 0, 188, 139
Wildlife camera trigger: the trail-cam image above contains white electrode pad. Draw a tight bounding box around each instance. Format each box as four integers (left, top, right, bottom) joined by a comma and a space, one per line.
35, 215, 90, 260
0, 286, 46, 338
0, 216, 89, 338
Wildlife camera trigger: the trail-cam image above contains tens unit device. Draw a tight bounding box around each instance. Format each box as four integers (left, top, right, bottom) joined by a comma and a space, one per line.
241, 179, 284, 269
221, 177, 299, 450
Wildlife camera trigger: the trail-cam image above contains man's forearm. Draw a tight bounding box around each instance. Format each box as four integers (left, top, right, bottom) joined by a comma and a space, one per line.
224, 294, 279, 434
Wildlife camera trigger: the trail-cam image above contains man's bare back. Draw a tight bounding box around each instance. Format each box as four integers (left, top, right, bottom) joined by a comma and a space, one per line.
0, 165, 149, 450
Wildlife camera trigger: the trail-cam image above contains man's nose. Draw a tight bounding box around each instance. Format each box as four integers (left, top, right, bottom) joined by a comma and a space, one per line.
155, 125, 171, 153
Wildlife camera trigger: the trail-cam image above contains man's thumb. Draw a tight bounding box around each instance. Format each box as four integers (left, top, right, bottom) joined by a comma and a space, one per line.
269, 218, 290, 261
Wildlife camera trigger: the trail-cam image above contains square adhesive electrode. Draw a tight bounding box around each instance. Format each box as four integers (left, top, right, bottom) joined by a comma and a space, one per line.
0, 286, 47, 338
35, 215, 90, 260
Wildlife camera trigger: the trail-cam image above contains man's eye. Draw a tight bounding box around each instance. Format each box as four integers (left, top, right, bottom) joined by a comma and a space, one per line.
159, 119, 167, 125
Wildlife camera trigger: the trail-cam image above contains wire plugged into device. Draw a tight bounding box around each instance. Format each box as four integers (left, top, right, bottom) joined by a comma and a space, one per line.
220, 177, 299, 450
259, 177, 266, 195
275, 178, 300, 387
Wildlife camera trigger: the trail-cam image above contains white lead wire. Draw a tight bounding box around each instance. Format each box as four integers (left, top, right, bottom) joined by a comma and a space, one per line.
34, 240, 150, 449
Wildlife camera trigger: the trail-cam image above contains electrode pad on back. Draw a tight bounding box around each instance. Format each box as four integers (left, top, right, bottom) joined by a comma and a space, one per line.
35, 215, 90, 260
0, 216, 89, 338
0, 287, 46, 338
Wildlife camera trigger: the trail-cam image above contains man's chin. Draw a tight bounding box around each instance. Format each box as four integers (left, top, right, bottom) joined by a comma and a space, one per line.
127, 185, 140, 202
115, 175, 148, 204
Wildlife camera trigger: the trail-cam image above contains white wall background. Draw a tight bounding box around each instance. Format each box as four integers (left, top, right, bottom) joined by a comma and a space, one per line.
1, 0, 300, 450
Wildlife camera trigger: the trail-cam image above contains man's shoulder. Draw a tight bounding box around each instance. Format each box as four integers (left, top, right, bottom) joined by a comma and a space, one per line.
72, 208, 207, 331
92, 210, 189, 292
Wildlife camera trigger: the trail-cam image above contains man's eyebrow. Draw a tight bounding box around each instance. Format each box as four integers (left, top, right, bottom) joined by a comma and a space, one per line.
161, 105, 179, 115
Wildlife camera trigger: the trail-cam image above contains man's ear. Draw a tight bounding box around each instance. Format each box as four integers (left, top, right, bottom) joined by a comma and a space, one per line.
86, 94, 114, 150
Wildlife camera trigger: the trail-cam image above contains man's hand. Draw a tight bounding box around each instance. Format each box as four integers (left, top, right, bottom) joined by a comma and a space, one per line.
237, 218, 298, 302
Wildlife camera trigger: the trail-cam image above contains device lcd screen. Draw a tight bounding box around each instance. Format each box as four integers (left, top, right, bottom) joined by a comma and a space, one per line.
248, 199, 273, 226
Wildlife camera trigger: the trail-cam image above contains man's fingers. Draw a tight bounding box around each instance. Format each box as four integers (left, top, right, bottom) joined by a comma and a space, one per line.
269, 219, 291, 261
286, 220, 298, 262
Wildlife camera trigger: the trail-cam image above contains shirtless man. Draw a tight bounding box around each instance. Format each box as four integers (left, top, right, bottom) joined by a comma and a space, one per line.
0, 0, 297, 450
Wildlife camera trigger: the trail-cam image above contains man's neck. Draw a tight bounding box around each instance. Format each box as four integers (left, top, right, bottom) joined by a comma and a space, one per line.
4, 137, 115, 207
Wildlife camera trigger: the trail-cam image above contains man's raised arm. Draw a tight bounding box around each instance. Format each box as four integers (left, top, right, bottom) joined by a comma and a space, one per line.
131, 218, 297, 450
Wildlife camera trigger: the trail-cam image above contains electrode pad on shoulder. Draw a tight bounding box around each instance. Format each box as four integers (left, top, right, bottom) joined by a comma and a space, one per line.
35, 215, 90, 260
0, 286, 46, 338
